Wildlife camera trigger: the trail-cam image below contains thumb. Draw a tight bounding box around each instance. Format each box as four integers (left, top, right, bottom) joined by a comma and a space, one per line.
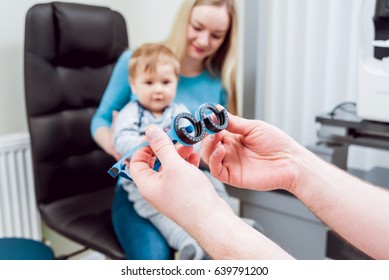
225, 112, 258, 136
145, 125, 179, 166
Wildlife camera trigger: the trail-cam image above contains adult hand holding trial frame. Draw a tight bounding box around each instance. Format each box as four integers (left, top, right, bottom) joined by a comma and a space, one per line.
108, 103, 228, 181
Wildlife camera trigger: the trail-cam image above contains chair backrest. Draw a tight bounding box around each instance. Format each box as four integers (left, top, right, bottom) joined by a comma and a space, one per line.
24, 2, 129, 205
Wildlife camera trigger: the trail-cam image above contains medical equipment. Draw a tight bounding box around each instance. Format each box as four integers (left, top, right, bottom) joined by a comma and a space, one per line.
358, 0, 389, 122
108, 103, 228, 181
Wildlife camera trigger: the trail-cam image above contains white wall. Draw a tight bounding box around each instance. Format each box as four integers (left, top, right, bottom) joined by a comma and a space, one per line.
0, 0, 182, 135
246, 0, 389, 171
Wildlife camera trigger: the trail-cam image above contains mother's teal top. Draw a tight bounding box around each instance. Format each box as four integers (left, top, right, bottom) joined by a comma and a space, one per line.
91, 49, 227, 135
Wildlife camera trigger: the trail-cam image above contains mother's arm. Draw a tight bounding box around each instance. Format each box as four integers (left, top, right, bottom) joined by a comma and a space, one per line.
91, 50, 133, 160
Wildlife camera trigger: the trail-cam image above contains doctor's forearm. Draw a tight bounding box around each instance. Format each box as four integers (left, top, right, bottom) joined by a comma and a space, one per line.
292, 149, 389, 259
185, 197, 293, 260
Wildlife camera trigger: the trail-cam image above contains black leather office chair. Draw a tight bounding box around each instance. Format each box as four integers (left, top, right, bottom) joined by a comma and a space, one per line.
24, 2, 127, 259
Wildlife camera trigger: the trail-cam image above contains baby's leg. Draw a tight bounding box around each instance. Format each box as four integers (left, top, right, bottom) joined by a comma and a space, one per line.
125, 182, 206, 259
149, 214, 205, 260
202, 170, 233, 206
241, 217, 265, 233
202, 170, 264, 233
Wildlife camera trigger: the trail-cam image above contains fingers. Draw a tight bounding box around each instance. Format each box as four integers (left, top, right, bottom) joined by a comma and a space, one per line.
144, 125, 180, 166
145, 126, 200, 167
131, 125, 200, 175
187, 152, 200, 167
214, 104, 254, 136
225, 112, 257, 136
131, 125, 178, 181
202, 133, 222, 165
207, 143, 226, 179
176, 145, 200, 167
130, 146, 157, 185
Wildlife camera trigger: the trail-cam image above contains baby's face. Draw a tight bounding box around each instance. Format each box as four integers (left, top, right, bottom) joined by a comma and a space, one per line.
131, 63, 178, 116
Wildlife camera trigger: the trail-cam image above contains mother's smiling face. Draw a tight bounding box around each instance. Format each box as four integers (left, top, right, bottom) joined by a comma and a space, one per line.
186, 4, 230, 62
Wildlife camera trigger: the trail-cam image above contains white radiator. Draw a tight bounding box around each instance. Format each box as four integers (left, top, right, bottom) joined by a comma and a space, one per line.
0, 133, 41, 240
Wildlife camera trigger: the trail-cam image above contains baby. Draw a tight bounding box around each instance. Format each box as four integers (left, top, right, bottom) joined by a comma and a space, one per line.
114, 43, 260, 259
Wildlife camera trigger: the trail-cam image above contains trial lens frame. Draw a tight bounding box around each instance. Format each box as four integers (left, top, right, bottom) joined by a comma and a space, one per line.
108, 103, 228, 181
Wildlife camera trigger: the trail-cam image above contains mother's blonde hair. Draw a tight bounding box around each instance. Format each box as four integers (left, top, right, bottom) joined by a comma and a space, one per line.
164, 0, 238, 115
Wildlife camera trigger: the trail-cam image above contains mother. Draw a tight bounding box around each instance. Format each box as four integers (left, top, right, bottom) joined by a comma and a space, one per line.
91, 0, 238, 259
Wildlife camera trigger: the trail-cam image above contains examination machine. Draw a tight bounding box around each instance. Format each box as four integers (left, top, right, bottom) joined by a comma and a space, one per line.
358, 0, 389, 122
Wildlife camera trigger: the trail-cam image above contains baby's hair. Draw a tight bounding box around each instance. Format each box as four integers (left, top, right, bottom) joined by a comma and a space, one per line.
129, 43, 180, 80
